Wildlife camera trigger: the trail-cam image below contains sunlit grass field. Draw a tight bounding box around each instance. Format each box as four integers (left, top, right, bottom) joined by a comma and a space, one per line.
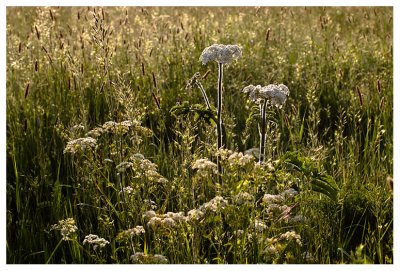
6, 6, 393, 264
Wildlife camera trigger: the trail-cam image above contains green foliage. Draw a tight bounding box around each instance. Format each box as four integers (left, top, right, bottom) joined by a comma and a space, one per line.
6, 6, 392, 264
279, 151, 339, 201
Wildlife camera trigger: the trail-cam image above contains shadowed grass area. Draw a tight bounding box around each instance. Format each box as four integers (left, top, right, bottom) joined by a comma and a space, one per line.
6, 6, 392, 264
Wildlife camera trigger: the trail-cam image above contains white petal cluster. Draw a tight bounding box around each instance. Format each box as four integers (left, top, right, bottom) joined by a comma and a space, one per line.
102, 120, 134, 135
199, 44, 242, 65
254, 219, 268, 232
243, 83, 290, 108
233, 191, 254, 205
63, 137, 97, 154
130, 153, 168, 184
199, 196, 228, 212
85, 127, 104, 138
192, 158, 218, 177
51, 218, 78, 241
242, 84, 262, 103
146, 211, 188, 230
187, 209, 205, 221
83, 234, 110, 250
259, 84, 290, 108
131, 252, 168, 264
116, 226, 145, 240
228, 152, 255, 167
279, 230, 302, 246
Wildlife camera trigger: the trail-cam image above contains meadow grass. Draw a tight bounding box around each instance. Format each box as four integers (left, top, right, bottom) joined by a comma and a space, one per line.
6, 6, 392, 264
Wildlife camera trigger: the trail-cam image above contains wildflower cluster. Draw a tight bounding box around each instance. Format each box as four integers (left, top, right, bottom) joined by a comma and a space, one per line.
102, 120, 135, 135
50, 218, 78, 241
82, 234, 110, 250
192, 158, 218, 177
199, 196, 229, 212
243, 84, 290, 108
199, 44, 242, 65
116, 226, 145, 241
130, 252, 169, 264
233, 191, 254, 205
63, 137, 97, 154
146, 211, 187, 230
227, 152, 255, 168
129, 153, 168, 184
119, 186, 135, 195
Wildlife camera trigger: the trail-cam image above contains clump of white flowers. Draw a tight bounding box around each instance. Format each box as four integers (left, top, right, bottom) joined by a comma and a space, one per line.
199, 196, 229, 212
199, 44, 242, 65
116, 226, 145, 241
102, 120, 135, 135
279, 231, 302, 246
227, 152, 255, 167
254, 218, 268, 232
192, 158, 218, 177
243, 84, 290, 108
85, 127, 104, 138
145, 211, 188, 230
130, 252, 168, 264
63, 137, 97, 154
187, 208, 205, 222
119, 185, 135, 195
50, 218, 78, 241
82, 234, 110, 250
129, 153, 168, 184
233, 191, 254, 205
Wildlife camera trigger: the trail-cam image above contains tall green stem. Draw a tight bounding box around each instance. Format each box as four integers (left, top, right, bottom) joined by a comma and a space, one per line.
217, 63, 224, 183
259, 99, 267, 163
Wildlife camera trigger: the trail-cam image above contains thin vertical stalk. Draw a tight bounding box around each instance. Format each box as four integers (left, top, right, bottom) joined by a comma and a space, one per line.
259, 99, 267, 163
217, 63, 224, 183
196, 81, 211, 110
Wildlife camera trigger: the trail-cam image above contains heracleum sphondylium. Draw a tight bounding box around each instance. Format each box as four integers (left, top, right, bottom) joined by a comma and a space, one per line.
199, 44, 242, 182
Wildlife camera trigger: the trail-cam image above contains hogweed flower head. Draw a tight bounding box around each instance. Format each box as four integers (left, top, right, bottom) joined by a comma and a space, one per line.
199, 44, 242, 65
83, 234, 110, 250
64, 137, 97, 154
192, 158, 218, 177
116, 226, 145, 240
228, 152, 255, 167
242, 84, 262, 103
187, 209, 205, 222
51, 218, 78, 241
102, 120, 133, 135
131, 253, 168, 264
243, 83, 290, 108
279, 230, 302, 246
199, 196, 228, 212
259, 84, 290, 108
233, 191, 254, 205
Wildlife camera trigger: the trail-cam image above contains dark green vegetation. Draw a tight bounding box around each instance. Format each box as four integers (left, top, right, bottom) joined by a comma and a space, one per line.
6, 7, 392, 264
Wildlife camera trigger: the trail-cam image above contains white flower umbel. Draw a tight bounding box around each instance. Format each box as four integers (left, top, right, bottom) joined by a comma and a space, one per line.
243, 83, 289, 163
51, 218, 78, 241
83, 234, 110, 250
200, 44, 242, 183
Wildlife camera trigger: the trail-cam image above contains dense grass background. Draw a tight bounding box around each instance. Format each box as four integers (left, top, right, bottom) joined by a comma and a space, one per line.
6, 6, 392, 264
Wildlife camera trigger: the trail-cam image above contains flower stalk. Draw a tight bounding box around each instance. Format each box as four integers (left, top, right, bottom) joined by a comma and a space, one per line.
217, 63, 224, 181
243, 84, 289, 164
199, 44, 242, 183
259, 99, 268, 163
